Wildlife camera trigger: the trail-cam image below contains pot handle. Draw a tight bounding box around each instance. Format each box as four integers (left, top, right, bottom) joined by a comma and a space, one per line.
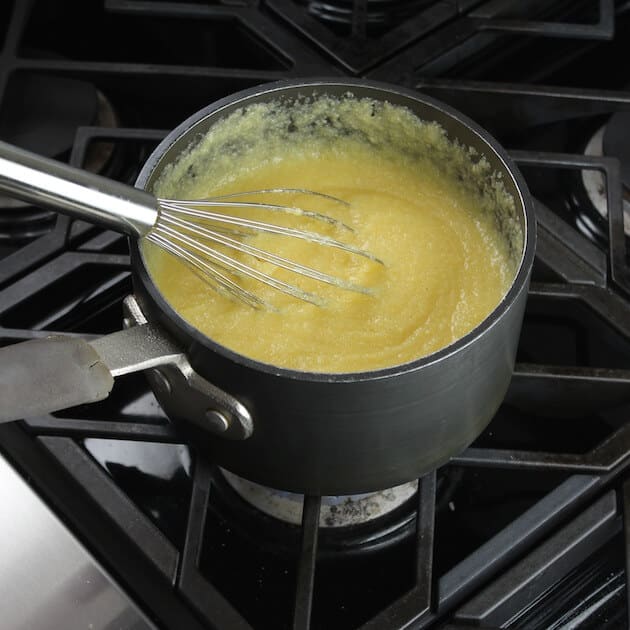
0, 322, 253, 439
0, 323, 181, 423
0, 336, 115, 422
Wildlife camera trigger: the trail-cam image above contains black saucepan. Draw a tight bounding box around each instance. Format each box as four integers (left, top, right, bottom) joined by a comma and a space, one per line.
0, 79, 536, 495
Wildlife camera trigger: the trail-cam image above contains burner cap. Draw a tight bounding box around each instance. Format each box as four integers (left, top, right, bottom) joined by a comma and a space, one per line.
581, 123, 630, 237
307, 0, 434, 33
0, 73, 97, 157
602, 111, 630, 191
0, 74, 116, 244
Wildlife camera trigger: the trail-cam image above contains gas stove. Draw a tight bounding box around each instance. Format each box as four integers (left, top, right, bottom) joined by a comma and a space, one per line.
1, 1, 630, 629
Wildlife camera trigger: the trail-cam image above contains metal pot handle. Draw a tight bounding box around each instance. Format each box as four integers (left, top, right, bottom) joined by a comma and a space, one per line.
0, 335, 115, 422
0, 321, 253, 439
0, 324, 183, 422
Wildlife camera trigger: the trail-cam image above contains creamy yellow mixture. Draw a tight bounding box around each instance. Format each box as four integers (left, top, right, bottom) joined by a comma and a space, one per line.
143, 96, 520, 373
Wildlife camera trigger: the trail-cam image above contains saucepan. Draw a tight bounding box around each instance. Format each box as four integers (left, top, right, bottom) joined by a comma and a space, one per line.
0, 79, 536, 495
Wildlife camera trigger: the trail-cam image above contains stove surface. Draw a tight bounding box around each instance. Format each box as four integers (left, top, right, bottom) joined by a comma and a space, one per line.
0, 454, 156, 630
1, 1, 630, 629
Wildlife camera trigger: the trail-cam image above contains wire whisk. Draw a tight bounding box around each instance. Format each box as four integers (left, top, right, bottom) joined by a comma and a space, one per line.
0, 141, 382, 308
151, 188, 382, 308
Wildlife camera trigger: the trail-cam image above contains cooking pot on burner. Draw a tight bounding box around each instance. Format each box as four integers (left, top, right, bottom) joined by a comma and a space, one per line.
0, 79, 536, 495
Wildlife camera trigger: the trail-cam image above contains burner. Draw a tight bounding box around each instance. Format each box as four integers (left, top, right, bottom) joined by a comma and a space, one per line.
304, 0, 434, 35
0, 74, 118, 244
209, 468, 463, 553
581, 120, 630, 237
200, 468, 457, 629
221, 468, 418, 527
84, 90, 119, 173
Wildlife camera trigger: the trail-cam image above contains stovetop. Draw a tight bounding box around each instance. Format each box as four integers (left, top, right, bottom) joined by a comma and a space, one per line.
1, 1, 630, 629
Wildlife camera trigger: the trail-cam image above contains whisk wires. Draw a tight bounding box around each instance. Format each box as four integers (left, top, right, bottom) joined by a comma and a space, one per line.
147, 189, 382, 309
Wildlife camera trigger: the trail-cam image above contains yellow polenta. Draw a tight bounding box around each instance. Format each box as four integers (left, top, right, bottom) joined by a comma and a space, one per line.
143, 96, 520, 373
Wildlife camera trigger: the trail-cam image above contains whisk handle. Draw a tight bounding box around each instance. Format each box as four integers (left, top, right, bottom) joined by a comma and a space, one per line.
0, 140, 158, 237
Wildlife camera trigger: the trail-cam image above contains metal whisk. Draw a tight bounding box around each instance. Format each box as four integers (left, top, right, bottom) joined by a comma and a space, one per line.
0, 141, 380, 308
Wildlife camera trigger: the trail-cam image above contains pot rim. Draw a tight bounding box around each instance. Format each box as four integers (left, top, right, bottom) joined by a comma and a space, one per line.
133, 77, 536, 383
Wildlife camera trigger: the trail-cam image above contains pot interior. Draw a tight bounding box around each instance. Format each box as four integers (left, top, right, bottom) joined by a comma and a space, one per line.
147, 87, 525, 267
134, 81, 532, 376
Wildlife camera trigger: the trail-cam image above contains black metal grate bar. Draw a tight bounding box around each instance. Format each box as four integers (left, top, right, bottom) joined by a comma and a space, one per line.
0, 1, 30, 81
0, 251, 129, 313
528, 283, 630, 339
0, 327, 98, 341
510, 151, 630, 297
408, 79, 630, 153
507, 364, 630, 420
24, 417, 178, 441
472, 0, 614, 40
265, 0, 457, 74
535, 222, 606, 287
369, 1, 619, 81
12, 59, 291, 81
179, 459, 253, 629
0, 220, 73, 287
434, 475, 601, 622
454, 407, 630, 473
292, 495, 322, 630
104, 0, 336, 75
361, 474, 607, 630
454, 491, 620, 625
532, 200, 607, 286
360, 472, 436, 629
72, 126, 169, 162
38, 435, 179, 580
415, 472, 436, 607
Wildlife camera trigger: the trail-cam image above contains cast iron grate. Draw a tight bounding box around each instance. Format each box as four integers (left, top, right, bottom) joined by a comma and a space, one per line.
266, 0, 616, 76
1, 1, 630, 629
367, 0, 617, 83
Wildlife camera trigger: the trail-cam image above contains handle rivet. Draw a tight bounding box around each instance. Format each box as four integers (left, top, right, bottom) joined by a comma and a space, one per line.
151, 369, 171, 395
205, 409, 230, 433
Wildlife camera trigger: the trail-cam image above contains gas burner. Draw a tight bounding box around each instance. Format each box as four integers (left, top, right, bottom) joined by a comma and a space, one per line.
221, 468, 418, 527
207, 467, 461, 559
84, 89, 119, 174
0, 200, 60, 245
0, 74, 118, 244
304, 0, 434, 35
581, 119, 630, 238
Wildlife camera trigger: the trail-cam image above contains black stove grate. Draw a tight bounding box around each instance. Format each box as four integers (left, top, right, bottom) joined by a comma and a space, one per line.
1, 1, 630, 629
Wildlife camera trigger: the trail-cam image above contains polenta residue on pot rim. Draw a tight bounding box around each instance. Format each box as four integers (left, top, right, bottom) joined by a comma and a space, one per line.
142, 94, 523, 373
